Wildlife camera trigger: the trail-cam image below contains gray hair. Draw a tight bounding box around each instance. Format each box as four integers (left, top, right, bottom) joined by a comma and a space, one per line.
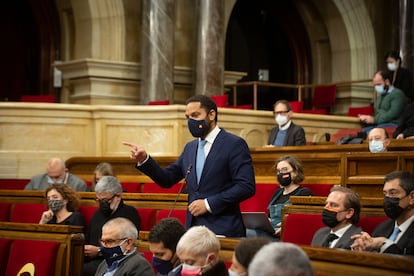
102, 217, 138, 242
248, 242, 314, 276
94, 176, 123, 195
176, 226, 220, 259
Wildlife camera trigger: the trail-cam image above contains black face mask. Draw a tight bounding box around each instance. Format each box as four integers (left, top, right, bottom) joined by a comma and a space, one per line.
383, 196, 404, 219
322, 209, 340, 228
277, 172, 292, 187
99, 200, 112, 217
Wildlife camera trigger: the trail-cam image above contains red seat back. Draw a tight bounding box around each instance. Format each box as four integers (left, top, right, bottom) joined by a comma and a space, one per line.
281, 213, 324, 245
301, 184, 334, 197
5, 239, 61, 276
121, 182, 141, 193
141, 183, 181, 194
288, 101, 304, 113
137, 208, 157, 231
147, 100, 170, 105
347, 105, 373, 117
0, 179, 29, 190
0, 238, 12, 276
78, 205, 99, 232
10, 203, 46, 223
0, 203, 11, 222
21, 95, 55, 103
211, 95, 229, 107
312, 85, 336, 108
240, 184, 275, 212
156, 209, 187, 226
357, 216, 388, 235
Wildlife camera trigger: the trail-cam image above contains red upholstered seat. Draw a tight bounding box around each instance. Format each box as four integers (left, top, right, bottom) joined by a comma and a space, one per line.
0, 179, 29, 190
0, 238, 13, 276
141, 183, 181, 194
147, 100, 170, 105
78, 205, 99, 232
240, 184, 275, 212
281, 213, 324, 245
137, 208, 157, 231
5, 239, 61, 276
347, 105, 373, 117
226, 104, 252, 109
357, 216, 388, 235
156, 209, 187, 226
288, 101, 304, 113
301, 184, 334, 197
21, 95, 55, 103
0, 202, 11, 222
302, 85, 336, 114
211, 95, 229, 107
121, 182, 141, 193
10, 203, 46, 223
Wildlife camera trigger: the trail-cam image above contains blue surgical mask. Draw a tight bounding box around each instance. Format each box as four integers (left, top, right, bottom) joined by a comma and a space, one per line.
369, 140, 385, 153
275, 114, 288, 126
387, 62, 397, 71
152, 257, 173, 275
188, 118, 208, 138
47, 176, 64, 184
375, 85, 386, 94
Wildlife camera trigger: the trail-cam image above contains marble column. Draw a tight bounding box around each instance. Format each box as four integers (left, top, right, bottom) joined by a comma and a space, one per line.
140, 0, 175, 104
399, 0, 413, 72
193, 0, 225, 96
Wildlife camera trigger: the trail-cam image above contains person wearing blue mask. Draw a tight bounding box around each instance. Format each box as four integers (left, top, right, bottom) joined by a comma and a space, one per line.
359, 71, 406, 133
148, 218, 186, 276
25, 157, 87, 191
385, 50, 413, 102
367, 127, 390, 153
123, 95, 255, 238
95, 217, 153, 276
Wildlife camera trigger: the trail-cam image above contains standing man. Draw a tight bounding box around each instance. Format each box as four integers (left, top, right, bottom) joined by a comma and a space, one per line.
267, 100, 306, 146
123, 95, 255, 237
311, 186, 361, 249
351, 171, 414, 255
367, 127, 390, 153
25, 157, 88, 191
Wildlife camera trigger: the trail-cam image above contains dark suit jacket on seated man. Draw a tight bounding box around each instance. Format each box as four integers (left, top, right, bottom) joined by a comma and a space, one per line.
267, 100, 306, 146
351, 171, 414, 255
312, 186, 362, 250
123, 95, 256, 238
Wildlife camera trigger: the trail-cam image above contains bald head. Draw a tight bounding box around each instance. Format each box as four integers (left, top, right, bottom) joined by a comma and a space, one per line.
46, 158, 67, 183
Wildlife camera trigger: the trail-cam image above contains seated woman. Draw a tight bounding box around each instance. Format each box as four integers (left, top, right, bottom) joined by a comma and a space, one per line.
91, 162, 114, 191
39, 183, 85, 228
247, 155, 312, 240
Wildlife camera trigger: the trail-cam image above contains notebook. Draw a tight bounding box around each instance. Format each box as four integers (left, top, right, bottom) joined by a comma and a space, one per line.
242, 212, 275, 234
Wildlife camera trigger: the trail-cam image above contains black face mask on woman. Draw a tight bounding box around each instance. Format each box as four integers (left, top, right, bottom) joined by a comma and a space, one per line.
277, 172, 292, 187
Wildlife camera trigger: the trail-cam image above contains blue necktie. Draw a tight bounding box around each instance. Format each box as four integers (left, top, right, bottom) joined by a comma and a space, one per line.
196, 140, 207, 184
389, 227, 401, 241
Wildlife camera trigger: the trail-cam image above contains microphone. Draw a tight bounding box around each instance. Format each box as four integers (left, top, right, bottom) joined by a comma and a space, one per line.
168, 164, 192, 217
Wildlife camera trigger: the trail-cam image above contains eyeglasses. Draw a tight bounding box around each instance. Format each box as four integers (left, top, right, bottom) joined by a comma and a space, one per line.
276, 167, 292, 174
273, 110, 289, 115
95, 194, 116, 203
99, 237, 127, 246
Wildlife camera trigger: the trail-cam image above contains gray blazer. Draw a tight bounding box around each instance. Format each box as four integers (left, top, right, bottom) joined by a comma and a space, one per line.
24, 173, 88, 191
311, 224, 362, 249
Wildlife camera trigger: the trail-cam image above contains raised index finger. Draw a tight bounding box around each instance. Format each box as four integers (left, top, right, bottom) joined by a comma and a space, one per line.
121, 141, 134, 148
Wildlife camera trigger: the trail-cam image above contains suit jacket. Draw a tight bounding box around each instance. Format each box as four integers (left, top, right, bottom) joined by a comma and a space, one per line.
137, 129, 256, 237
311, 224, 362, 249
95, 250, 153, 276
393, 67, 413, 101
24, 173, 88, 191
267, 122, 306, 146
372, 218, 414, 255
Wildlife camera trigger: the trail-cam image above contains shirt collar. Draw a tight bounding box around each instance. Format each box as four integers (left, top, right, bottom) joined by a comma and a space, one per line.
279, 120, 292, 131
201, 125, 221, 145
396, 213, 414, 233
331, 223, 353, 237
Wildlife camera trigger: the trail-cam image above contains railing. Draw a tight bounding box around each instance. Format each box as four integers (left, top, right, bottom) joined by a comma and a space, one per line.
224, 79, 372, 110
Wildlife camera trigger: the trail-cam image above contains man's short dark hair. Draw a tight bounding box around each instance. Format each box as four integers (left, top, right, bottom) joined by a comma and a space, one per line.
329, 186, 361, 224
185, 95, 218, 122
148, 218, 186, 252
384, 171, 414, 195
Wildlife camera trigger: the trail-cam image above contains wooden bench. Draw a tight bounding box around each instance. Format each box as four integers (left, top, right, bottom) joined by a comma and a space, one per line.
0, 222, 84, 276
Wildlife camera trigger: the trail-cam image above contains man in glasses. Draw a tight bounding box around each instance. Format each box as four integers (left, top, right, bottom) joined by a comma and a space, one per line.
25, 157, 87, 191
83, 176, 141, 276
267, 100, 306, 147
95, 217, 153, 276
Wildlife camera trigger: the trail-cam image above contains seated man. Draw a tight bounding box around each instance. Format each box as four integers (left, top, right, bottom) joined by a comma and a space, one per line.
393, 102, 414, 139
96, 217, 153, 276
25, 157, 87, 191
173, 226, 227, 276
351, 171, 414, 255
248, 242, 314, 276
311, 186, 361, 249
267, 100, 306, 146
83, 176, 141, 276
367, 127, 390, 153
359, 70, 406, 133
148, 218, 186, 276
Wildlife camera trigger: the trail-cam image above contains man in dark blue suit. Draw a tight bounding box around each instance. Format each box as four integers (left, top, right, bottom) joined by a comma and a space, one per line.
351, 171, 414, 255
123, 95, 256, 237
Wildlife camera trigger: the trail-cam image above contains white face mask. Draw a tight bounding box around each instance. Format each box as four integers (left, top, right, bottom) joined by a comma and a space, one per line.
275, 114, 288, 126
369, 140, 385, 153
387, 62, 397, 71
228, 268, 246, 276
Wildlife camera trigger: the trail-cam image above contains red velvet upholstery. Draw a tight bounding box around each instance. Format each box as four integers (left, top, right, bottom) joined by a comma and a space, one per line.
78, 205, 99, 232
21, 95, 56, 103
0, 179, 29, 190
211, 95, 229, 107
301, 109, 327, 114
0, 202, 11, 222
5, 239, 60, 276
147, 100, 170, 105
357, 216, 388, 235
137, 208, 157, 231
10, 203, 46, 223
281, 213, 324, 245
288, 101, 304, 113
141, 183, 181, 194
240, 184, 275, 212
302, 85, 336, 114
0, 238, 12, 276
347, 105, 373, 117
301, 184, 334, 197
330, 128, 362, 143
156, 209, 187, 225
121, 182, 141, 193
226, 104, 252, 109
